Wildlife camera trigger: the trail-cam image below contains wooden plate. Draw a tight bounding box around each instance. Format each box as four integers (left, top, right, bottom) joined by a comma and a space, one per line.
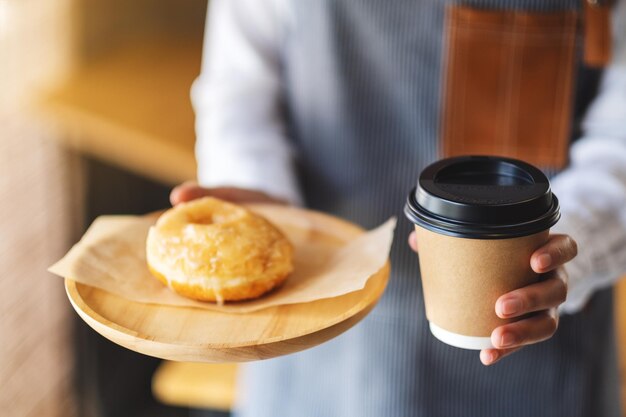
65, 210, 390, 362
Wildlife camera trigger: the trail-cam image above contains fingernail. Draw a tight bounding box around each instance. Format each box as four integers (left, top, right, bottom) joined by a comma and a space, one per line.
481, 350, 497, 365
170, 189, 181, 206
500, 333, 517, 348
537, 253, 552, 269
501, 299, 521, 316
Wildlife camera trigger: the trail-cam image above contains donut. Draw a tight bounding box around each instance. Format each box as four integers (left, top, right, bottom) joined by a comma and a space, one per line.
146, 197, 293, 303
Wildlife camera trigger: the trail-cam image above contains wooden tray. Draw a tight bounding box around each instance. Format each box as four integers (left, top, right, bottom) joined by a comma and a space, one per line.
65, 214, 390, 362
66, 267, 388, 362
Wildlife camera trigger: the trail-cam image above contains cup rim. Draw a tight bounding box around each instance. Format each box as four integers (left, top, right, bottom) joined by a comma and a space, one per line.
404, 188, 560, 239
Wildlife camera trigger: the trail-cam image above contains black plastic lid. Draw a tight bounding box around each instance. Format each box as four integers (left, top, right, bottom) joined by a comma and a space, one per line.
404, 156, 560, 239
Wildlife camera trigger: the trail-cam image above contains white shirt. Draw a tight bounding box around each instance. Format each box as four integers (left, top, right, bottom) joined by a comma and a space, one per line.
192, 0, 626, 314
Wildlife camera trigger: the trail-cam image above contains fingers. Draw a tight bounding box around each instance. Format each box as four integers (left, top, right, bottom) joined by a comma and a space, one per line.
479, 233, 575, 366
170, 183, 289, 206
496, 268, 568, 319
210, 188, 287, 204
170, 182, 212, 206
491, 309, 559, 350
482, 310, 559, 365
480, 346, 521, 366
408, 231, 418, 252
481, 310, 557, 365
530, 234, 578, 273
482, 306, 560, 366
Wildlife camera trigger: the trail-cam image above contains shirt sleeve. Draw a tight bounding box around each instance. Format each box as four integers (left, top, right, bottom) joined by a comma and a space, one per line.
192, 0, 303, 205
553, 1, 626, 313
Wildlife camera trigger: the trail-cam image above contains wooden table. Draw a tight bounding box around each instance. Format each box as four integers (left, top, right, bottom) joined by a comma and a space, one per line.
152, 362, 237, 411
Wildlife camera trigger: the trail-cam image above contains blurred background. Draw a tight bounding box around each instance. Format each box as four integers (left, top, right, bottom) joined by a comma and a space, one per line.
1, 0, 236, 416
0, 0, 625, 416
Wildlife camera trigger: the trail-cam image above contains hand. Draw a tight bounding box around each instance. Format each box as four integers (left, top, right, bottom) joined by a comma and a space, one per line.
407, 232, 578, 365
170, 182, 288, 206
479, 234, 577, 365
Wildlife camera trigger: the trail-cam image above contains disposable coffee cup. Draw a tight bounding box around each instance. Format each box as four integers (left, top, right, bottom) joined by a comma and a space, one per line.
404, 156, 560, 350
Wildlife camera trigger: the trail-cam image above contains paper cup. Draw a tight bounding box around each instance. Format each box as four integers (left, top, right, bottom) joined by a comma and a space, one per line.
404, 156, 560, 350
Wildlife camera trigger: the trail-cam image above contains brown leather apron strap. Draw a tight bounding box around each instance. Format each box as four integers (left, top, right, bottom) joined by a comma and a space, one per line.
583, 0, 613, 67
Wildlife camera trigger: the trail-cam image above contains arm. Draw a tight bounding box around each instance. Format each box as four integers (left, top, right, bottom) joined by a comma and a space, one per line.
175, 0, 302, 206
550, 2, 626, 313
483, 2, 626, 363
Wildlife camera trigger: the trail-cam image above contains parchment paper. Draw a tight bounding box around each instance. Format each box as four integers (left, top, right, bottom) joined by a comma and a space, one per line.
49, 204, 396, 313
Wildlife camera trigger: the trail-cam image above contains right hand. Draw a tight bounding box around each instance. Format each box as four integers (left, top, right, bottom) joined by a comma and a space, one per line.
170, 182, 288, 206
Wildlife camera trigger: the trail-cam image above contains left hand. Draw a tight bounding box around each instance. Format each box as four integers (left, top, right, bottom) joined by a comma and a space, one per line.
407, 232, 578, 366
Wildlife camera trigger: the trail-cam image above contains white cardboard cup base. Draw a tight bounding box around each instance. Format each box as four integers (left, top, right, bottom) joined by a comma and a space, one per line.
429, 322, 494, 350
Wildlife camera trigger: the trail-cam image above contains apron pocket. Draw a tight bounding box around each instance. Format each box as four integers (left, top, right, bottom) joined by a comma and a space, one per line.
440, 6, 578, 169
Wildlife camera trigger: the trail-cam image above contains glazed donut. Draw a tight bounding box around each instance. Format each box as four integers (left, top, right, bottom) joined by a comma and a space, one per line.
146, 197, 293, 303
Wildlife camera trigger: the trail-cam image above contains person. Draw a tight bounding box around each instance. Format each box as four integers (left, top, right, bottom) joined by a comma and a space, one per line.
172, 1, 626, 416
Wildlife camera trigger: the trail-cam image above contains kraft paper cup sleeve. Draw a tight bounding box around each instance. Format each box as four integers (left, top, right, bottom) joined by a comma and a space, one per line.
415, 225, 549, 337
